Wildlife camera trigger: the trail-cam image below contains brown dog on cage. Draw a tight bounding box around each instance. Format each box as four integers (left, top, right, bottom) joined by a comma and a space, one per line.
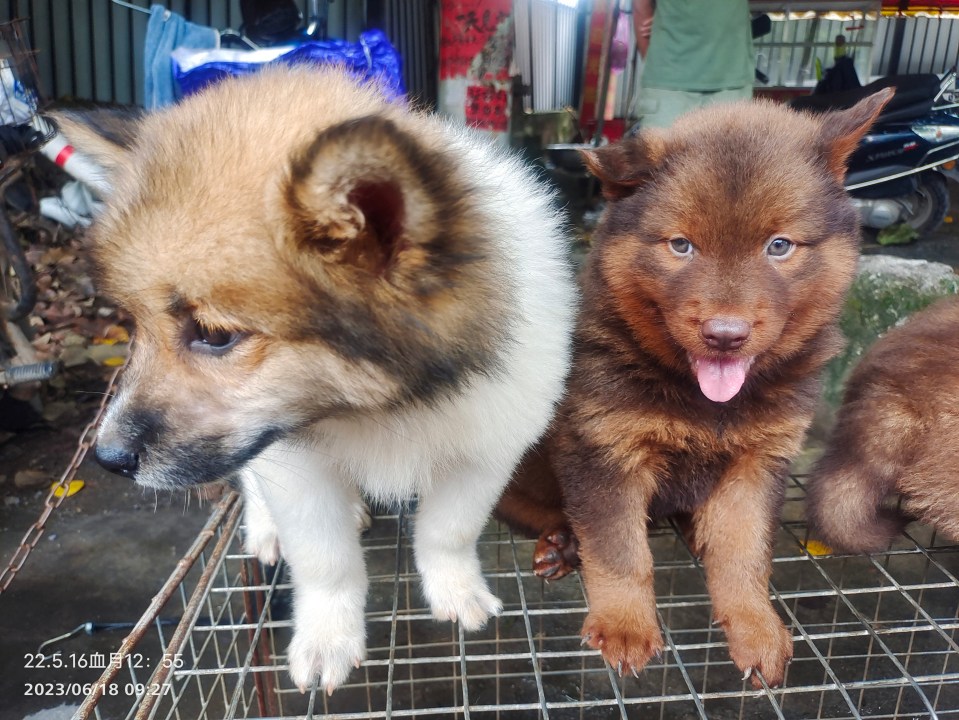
807, 295, 959, 553
496, 89, 893, 688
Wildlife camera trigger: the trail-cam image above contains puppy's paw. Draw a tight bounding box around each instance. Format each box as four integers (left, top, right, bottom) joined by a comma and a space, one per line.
287, 616, 367, 695
532, 527, 580, 580
582, 609, 664, 677
423, 573, 503, 631
722, 612, 793, 688
244, 524, 280, 566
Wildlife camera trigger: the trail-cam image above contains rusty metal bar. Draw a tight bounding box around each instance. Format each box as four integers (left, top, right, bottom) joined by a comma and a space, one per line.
73, 489, 240, 719
131, 492, 244, 720
240, 556, 281, 717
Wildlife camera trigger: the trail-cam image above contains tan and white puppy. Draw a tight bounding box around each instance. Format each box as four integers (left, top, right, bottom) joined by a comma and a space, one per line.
58, 66, 575, 693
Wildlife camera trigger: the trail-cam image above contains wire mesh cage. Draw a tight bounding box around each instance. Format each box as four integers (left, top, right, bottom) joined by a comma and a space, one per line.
75, 475, 959, 720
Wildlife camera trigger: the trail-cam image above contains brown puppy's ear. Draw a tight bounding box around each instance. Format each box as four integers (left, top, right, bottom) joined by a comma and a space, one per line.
820, 87, 895, 182
284, 115, 450, 276
581, 131, 667, 200
49, 106, 144, 174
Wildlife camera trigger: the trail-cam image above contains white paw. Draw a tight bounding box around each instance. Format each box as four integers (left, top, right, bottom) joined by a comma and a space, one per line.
244, 524, 281, 566
287, 614, 367, 695
423, 574, 503, 631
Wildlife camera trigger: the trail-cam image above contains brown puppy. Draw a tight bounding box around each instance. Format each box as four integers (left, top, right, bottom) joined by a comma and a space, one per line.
807, 295, 959, 552
498, 89, 892, 688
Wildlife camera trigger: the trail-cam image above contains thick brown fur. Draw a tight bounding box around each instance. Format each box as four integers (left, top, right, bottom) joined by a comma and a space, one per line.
807, 295, 959, 552
497, 89, 892, 687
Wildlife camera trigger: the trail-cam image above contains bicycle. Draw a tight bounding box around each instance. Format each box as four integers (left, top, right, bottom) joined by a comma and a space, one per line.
0, 18, 57, 390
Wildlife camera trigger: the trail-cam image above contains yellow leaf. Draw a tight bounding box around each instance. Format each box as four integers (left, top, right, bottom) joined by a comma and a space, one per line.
105, 325, 130, 343
803, 539, 833, 557
94, 325, 130, 345
52, 480, 85, 498
102, 357, 126, 367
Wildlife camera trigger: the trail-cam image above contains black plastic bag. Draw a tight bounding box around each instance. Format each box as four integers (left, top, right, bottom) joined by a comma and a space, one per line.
240, 0, 303, 44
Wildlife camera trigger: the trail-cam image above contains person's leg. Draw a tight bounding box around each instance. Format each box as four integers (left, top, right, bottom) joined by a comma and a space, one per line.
700, 85, 754, 109
630, 85, 753, 134
634, 87, 702, 129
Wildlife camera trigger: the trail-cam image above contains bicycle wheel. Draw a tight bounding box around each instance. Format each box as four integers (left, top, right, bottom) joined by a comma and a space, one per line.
0, 208, 36, 321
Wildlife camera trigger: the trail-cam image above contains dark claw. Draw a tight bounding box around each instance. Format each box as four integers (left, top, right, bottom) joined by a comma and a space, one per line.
535, 562, 559, 579
531, 526, 580, 581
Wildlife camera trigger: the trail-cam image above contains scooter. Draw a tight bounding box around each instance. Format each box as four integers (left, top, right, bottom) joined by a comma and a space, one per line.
791, 66, 959, 234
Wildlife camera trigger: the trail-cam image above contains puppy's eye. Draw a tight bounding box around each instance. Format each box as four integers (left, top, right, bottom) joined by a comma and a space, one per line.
668, 237, 693, 257
185, 318, 243, 356
766, 236, 795, 259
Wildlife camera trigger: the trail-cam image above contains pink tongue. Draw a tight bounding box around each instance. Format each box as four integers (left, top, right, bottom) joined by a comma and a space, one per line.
695, 357, 751, 403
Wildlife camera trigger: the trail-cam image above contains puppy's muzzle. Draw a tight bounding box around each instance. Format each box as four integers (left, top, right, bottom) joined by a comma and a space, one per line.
701, 317, 751, 352
95, 438, 141, 478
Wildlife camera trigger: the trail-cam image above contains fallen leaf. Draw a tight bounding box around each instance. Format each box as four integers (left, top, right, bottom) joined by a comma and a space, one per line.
52, 479, 85, 498
803, 540, 833, 557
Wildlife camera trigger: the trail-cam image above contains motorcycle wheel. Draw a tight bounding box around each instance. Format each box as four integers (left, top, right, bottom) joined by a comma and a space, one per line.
901, 172, 950, 236
0, 209, 36, 321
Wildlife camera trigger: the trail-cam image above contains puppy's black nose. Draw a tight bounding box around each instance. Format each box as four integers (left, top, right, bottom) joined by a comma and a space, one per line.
95, 441, 140, 478
702, 318, 751, 351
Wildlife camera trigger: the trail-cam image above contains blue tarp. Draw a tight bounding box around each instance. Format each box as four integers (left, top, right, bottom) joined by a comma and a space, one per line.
172, 29, 404, 100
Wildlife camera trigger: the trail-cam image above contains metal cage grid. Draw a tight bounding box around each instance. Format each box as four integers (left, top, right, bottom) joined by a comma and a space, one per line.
77, 475, 959, 720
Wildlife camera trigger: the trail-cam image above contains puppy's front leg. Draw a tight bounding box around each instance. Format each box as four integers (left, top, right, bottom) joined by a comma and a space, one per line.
246, 441, 368, 695
567, 473, 664, 675
239, 467, 280, 566
692, 455, 793, 688
414, 462, 506, 630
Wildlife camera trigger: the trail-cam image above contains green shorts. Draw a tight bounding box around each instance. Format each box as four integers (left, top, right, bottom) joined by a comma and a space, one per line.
634, 86, 754, 130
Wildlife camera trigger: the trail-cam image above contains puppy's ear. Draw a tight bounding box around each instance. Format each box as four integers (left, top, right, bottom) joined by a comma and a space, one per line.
820, 87, 894, 181
284, 115, 452, 277
581, 131, 667, 200
50, 106, 144, 174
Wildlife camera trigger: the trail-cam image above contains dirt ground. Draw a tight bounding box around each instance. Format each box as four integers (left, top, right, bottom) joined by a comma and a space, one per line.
2, 183, 959, 720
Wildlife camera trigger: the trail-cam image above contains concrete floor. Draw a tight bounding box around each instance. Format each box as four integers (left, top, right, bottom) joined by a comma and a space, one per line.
1, 381, 213, 718
2, 184, 959, 720
858, 178, 959, 265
